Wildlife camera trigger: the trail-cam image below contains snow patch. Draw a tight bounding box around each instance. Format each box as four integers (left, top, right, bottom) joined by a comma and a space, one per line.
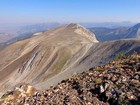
33, 32, 43, 36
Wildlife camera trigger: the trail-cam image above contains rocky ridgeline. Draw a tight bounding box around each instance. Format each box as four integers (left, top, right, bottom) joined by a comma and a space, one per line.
0, 53, 140, 105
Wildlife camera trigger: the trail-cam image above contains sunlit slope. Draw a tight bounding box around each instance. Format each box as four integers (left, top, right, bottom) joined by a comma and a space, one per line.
0, 23, 98, 96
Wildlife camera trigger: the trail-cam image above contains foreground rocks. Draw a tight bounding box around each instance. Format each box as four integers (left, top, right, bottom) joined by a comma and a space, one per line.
0, 52, 140, 105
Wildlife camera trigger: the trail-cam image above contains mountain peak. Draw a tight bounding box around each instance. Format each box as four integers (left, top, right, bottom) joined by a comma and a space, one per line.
66, 23, 98, 42
66, 23, 82, 28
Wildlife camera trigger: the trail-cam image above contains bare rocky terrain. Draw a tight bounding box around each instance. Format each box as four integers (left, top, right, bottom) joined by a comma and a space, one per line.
0, 23, 97, 96
1, 52, 140, 105
0, 24, 140, 105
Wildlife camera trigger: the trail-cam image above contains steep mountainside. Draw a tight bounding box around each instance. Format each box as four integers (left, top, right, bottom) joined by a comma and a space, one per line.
0, 23, 140, 98
36, 39, 140, 90
90, 23, 140, 41
89, 27, 129, 41
0, 23, 98, 96
1, 52, 140, 104
126, 23, 140, 38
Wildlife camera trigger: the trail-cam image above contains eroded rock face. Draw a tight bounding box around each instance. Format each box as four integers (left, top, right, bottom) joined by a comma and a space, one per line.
1, 52, 140, 104
67, 23, 98, 42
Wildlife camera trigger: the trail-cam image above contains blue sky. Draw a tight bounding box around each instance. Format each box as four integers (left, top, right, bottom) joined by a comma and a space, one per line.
0, 0, 140, 24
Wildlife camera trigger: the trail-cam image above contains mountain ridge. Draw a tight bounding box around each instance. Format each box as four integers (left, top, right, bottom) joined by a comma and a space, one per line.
90, 23, 140, 41
0, 24, 140, 98
0, 23, 98, 96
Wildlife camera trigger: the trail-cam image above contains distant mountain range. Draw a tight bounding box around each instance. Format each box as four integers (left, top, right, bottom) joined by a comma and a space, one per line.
89, 23, 140, 41
81, 21, 135, 28
0, 23, 63, 51
0, 22, 139, 44
0, 23, 62, 44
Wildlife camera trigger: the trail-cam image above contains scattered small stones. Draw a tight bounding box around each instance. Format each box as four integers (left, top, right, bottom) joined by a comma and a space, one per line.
1, 52, 140, 105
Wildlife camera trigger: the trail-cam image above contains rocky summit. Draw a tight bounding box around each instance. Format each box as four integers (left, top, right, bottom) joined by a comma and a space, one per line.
1, 52, 140, 105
